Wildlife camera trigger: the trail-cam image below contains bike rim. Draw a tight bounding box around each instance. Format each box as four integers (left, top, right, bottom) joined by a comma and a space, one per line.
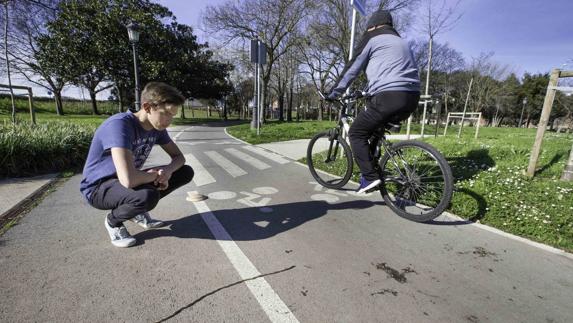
382, 146, 448, 217
309, 136, 351, 187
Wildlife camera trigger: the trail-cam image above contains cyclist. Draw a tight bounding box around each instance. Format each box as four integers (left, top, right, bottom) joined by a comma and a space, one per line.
327, 9, 420, 194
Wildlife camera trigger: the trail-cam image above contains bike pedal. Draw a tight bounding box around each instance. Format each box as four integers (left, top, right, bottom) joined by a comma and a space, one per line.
365, 185, 381, 193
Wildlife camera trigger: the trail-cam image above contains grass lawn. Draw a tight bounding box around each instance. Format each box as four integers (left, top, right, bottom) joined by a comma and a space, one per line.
227, 120, 573, 252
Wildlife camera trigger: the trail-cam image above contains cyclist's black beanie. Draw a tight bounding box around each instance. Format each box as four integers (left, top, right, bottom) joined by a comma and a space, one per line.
366, 9, 393, 28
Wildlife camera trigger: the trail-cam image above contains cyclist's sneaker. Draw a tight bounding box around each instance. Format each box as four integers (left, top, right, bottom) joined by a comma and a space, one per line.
130, 212, 165, 229
104, 218, 136, 248
356, 176, 381, 194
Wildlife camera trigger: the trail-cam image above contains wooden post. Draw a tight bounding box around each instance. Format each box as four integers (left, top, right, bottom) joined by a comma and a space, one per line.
562, 142, 573, 181
475, 112, 481, 139
443, 114, 450, 136
526, 69, 560, 177
458, 78, 473, 138
27, 88, 36, 125
406, 115, 412, 139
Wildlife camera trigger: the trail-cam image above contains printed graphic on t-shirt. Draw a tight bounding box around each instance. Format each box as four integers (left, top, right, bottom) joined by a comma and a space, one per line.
133, 137, 157, 169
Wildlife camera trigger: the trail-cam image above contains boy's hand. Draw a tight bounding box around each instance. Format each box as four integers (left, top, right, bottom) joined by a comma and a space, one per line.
155, 169, 172, 185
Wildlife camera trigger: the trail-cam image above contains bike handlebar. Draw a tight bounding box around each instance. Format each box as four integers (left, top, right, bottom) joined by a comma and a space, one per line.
318, 90, 368, 102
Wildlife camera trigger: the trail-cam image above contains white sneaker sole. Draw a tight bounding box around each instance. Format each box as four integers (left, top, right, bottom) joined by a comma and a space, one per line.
136, 221, 165, 229
111, 238, 136, 248
105, 218, 136, 248
357, 179, 381, 194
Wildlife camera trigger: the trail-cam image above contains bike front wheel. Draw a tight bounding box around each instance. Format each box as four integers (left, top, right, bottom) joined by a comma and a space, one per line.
306, 130, 354, 189
379, 140, 453, 222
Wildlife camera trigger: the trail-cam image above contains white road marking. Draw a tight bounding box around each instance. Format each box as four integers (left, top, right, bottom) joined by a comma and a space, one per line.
205, 151, 247, 178
193, 201, 300, 323
178, 141, 207, 146
208, 191, 237, 200
172, 126, 194, 141
225, 148, 271, 170
242, 146, 290, 164
184, 153, 216, 186
252, 187, 279, 195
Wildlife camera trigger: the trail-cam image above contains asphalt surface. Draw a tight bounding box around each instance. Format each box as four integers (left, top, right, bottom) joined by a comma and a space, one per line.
1, 122, 572, 323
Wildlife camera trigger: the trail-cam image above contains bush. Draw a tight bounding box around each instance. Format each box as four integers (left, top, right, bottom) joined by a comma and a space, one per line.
0, 121, 96, 178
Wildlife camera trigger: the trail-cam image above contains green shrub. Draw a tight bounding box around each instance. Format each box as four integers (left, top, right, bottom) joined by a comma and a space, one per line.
0, 121, 96, 178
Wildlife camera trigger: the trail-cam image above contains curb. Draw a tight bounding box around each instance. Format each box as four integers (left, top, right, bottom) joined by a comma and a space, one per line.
0, 175, 60, 230
223, 127, 573, 261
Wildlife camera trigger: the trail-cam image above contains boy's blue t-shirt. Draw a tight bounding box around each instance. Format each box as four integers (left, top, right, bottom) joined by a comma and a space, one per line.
80, 112, 171, 201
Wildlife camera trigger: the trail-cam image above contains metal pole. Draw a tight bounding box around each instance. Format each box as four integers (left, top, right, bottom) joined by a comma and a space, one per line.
346, 8, 358, 97
458, 77, 473, 138
257, 62, 261, 135
131, 42, 141, 111
421, 37, 433, 137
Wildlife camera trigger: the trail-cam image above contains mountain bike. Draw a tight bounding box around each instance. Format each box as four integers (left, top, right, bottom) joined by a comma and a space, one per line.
306, 91, 453, 222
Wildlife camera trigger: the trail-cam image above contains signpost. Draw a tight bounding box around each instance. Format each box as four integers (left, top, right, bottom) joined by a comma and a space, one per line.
347, 0, 367, 101
250, 38, 267, 135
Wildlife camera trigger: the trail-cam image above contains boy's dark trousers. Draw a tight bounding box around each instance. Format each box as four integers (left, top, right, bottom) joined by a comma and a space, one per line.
348, 91, 420, 181
89, 165, 194, 227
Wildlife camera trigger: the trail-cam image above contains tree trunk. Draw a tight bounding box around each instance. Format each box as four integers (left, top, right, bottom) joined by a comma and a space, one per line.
89, 90, 99, 115
3, 2, 16, 123
318, 100, 323, 121
114, 85, 124, 113
54, 90, 64, 115
287, 84, 293, 122
278, 93, 284, 121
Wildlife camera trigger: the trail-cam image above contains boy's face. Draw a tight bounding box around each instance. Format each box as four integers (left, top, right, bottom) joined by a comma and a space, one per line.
145, 103, 179, 130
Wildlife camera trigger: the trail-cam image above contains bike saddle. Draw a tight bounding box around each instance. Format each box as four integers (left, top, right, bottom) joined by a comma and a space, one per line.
384, 122, 401, 133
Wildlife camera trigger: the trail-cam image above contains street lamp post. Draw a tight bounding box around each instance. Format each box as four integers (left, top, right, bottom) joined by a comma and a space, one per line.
519, 97, 527, 128
127, 23, 141, 111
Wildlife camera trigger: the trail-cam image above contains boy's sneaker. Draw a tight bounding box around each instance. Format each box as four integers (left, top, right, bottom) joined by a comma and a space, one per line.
104, 218, 136, 248
356, 176, 381, 194
130, 212, 165, 229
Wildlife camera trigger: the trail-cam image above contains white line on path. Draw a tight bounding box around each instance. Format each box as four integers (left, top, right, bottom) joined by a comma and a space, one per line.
193, 200, 300, 323
205, 151, 247, 178
183, 153, 216, 186
172, 126, 194, 141
242, 146, 290, 164
225, 148, 271, 170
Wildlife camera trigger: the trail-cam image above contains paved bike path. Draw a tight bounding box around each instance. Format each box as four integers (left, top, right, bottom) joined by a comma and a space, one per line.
0, 123, 572, 322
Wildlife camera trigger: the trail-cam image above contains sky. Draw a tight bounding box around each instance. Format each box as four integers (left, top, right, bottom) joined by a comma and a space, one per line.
4, 0, 572, 99
157, 0, 573, 75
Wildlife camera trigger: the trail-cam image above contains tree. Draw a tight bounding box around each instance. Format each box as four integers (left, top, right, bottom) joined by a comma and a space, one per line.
417, 0, 462, 134
1, 0, 17, 122
6, 0, 66, 115
521, 73, 550, 128
203, 0, 311, 121
36, 0, 232, 114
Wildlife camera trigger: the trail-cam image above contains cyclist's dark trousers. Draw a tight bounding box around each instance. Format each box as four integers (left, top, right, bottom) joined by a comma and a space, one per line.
349, 91, 420, 181
89, 165, 194, 227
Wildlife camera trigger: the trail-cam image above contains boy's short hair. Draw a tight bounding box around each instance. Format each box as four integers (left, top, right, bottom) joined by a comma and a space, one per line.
141, 82, 186, 107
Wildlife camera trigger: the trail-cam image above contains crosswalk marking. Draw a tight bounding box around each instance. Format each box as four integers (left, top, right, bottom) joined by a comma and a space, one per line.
205, 151, 247, 178
225, 148, 271, 170
241, 146, 289, 164
184, 153, 216, 186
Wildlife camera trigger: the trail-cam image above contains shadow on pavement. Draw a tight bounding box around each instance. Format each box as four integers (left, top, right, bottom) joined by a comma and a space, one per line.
134, 198, 469, 245
135, 199, 378, 243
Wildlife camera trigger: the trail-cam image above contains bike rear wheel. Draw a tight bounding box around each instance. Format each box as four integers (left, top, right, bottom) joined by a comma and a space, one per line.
307, 130, 354, 189
379, 140, 453, 222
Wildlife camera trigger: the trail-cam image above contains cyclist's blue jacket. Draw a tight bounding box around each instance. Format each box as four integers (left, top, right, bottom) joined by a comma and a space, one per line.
328, 27, 420, 99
